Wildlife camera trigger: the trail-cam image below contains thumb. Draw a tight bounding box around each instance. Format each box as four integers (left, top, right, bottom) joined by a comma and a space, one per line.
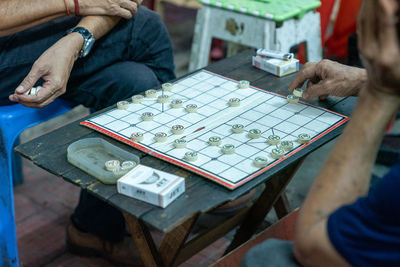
16, 66, 42, 94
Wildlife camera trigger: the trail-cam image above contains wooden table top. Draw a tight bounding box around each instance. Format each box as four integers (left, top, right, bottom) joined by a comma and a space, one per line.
15, 50, 356, 232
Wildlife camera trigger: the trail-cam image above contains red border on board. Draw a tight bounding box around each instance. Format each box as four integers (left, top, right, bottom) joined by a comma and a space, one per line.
80, 70, 350, 190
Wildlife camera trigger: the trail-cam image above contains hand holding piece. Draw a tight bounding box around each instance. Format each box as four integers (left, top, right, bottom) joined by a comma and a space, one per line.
9, 33, 83, 108
288, 59, 367, 100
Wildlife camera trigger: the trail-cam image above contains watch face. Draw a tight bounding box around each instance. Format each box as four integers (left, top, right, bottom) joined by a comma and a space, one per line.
82, 36, 95, 57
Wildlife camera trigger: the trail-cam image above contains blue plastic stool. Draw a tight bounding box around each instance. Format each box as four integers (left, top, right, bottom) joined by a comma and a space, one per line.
0, 99, 76, 267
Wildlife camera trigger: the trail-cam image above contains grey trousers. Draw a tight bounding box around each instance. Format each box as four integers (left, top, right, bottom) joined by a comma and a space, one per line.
241, 239, 302, 267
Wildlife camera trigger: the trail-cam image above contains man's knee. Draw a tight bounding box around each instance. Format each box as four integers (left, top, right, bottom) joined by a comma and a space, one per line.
113, 61, 160, 93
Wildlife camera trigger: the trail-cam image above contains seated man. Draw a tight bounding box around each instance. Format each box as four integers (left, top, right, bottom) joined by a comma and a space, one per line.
242, 0, 400, 266
0, 1, 175, 265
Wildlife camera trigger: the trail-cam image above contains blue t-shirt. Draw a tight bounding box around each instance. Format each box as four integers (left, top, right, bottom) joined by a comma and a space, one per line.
327, 160, 400, 266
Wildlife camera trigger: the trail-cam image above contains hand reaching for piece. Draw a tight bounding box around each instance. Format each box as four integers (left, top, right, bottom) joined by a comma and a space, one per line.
78, 0, 143, 19
288, 59, 367, 100
9, 33, 83, 108
358, 0, 400, 97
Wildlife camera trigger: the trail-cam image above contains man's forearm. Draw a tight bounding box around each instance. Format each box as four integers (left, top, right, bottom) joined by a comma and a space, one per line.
297, 87, 400, 233
0, 0, 70, 36
77, 16, 121, 40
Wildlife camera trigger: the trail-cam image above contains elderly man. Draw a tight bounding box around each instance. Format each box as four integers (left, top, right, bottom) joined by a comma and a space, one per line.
242, 0, 400, 266
0, 1, 174, 265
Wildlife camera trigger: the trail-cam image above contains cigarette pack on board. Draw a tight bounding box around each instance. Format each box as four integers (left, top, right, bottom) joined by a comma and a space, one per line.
117, 164, 185, 208
252, 55, 299, 77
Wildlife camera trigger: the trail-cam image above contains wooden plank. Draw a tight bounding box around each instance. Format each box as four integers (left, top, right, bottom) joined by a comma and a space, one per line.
158, 213, 199, 267
15, 121, 93, 160
174, 205, 251, 265
123, 213, 163, 267
224, 159, 304, 254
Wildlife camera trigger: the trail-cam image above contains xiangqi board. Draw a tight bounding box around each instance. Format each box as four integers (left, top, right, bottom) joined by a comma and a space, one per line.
81, 70, 348, 189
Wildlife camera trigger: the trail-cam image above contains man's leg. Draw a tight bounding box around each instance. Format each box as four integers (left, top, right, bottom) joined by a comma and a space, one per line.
63, 61, 160, 110
69, 61, 159, 244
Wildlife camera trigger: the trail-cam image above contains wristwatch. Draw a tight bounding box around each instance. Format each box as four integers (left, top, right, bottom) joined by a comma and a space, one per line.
66, 27, 95, 58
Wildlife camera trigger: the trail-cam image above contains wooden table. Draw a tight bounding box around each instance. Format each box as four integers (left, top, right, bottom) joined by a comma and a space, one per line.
15, 50, 356, 266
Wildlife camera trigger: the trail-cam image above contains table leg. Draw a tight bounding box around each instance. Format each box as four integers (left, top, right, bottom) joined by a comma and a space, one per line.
224, 160, 303, 254
274, 193, 291, 219
123, 213, 164, 267
158, 213, 199, 266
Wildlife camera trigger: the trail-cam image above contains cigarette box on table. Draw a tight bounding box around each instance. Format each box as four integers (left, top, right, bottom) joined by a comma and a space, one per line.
117, 164, 185, 208
252, 55, 299, 77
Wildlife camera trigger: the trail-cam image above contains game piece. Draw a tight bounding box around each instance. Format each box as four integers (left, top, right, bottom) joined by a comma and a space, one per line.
208, 136, 222, 146
162, 83, 173, 91
287, 94, 299, 104
121, 161, 137, 171
145, 89, 157, 98
157, 95, 170, 103
228, 98, 241, 107
105, 160, 120, 171
130, 132, 144, 142
280, 140, 294, 151
253, 156, 268, 168
117, 100, 129, 110
171, 99, 183, 108
173, 139, 187, 148
30, 86, 42, 95
297, 133, 311, 144
221, 144, 235, 154
185, 104, 198, 113
267, 134, 281, 145
141, 112, 154, 121
271, 148, 285, 159
248, 129, 262, 139
154, 132, 168, 142
113, 168, 127, 178
238, 80, 250, 88
293, 88, 304, 97
184, 151, 198, 162
232, 124, 245, 133
132, 95, 144, 103
171, 125, 185, 134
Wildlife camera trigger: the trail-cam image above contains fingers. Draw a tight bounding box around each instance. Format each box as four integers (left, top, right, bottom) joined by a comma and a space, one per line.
120, 1, 138, 17
288, 62, 318, 92
303, 82, 326, 100
378, 0, 399, 64
14, 63, 44, 95
12, 83, 63, 108
358, 0, 379, 61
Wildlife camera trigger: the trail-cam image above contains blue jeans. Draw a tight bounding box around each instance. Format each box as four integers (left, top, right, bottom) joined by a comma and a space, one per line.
0, 7, 175, 242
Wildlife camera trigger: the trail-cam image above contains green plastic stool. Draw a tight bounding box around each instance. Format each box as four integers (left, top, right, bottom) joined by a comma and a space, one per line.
189, 0, 322, 71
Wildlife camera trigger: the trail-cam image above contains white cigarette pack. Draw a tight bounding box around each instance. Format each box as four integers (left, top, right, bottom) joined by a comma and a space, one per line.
252, 56, 299, 77
117, 164, 185, 208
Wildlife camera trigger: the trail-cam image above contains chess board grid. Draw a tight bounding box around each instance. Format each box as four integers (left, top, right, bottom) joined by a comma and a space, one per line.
81, 70, 349, 189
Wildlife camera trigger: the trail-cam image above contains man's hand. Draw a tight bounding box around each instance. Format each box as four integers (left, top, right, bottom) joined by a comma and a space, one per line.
79, 0, 143, 19
288, 59, 367, 100
9, 33, 83, 108
358, 0, 400, 96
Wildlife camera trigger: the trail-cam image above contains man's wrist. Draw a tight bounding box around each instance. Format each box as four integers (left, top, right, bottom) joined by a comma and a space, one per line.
63, 32, 85, 59
354, 68, 368, 95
